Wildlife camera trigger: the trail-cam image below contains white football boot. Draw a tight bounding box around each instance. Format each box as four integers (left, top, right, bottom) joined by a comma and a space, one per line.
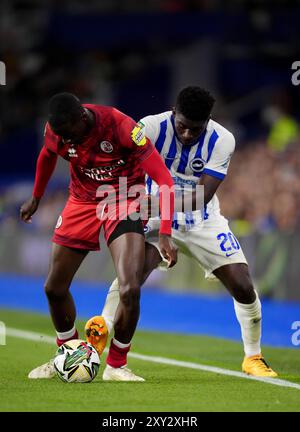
28, 359, 56, 379
102, 364, 145, 382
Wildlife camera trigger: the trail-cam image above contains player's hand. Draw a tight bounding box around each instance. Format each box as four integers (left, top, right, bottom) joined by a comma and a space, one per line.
20, 196, 40, 223
159, 234, 178, 268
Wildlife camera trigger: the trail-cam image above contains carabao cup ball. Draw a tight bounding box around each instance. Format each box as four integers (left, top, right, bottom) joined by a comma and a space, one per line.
54, 339, 100, 383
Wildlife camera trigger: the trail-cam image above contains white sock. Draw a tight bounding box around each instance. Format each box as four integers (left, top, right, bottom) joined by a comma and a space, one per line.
56, 325, 77, 341
102, 278, 120, 333
113, 338, 131, 349
233, 291, 262, 357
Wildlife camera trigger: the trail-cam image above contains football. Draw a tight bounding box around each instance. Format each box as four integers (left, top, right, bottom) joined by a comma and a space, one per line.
54, 339, 100, 383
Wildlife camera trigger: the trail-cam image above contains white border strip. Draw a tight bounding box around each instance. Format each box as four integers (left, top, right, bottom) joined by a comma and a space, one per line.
6, 327, 300, 391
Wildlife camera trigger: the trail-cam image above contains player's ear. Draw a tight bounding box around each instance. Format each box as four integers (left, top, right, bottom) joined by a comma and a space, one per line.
81, 107, 88, 121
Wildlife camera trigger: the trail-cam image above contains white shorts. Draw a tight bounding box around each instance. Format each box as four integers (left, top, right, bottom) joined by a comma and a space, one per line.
145, 214, 248, 280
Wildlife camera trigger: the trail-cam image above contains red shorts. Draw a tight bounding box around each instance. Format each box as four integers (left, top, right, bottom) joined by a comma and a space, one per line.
52, 196, 143, 251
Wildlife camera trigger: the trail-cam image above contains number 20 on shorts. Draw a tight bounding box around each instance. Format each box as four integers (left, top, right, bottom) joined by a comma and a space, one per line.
217, 232, 240, 256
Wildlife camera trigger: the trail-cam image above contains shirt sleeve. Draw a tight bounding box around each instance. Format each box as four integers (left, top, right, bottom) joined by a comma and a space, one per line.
43, 122, 60, 154
138, 115, 160, 145
32, 146, 58, 199
202, 132, 236, 180
114, 109, 154, 162
32, 123, 59, 198
140, 149, 174, 236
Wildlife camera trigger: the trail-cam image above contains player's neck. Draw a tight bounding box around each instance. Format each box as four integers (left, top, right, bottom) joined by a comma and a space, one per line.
84, 108, 95, 136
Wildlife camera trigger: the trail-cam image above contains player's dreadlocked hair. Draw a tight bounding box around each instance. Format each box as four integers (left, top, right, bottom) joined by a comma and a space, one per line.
48, 92, 84, 128
175, 86, 215, 121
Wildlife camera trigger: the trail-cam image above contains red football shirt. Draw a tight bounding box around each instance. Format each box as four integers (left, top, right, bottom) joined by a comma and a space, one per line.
43, 104, 154, 202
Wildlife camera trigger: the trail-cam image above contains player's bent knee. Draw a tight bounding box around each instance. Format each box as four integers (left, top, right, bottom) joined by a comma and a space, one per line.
119, 284, 141, 307
44, 281, 69, 301
232, 279, 256, 304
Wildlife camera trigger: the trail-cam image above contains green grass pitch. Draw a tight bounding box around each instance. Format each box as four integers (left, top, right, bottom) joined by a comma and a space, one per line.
0, 309, 300, 412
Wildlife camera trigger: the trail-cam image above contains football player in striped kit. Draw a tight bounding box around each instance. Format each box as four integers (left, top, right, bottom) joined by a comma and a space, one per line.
86, 86, 277, 378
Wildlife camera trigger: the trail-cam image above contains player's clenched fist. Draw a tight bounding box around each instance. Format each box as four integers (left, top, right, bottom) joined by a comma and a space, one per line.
20, 196, 40, 223
159, 234, 178, 268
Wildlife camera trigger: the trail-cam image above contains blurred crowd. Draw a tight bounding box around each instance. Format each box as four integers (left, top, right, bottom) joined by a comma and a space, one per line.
219, 139, 300, 234
0, 0, 225, 139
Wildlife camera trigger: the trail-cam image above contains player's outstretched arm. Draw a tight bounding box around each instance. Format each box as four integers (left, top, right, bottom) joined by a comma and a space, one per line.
140, 149, 178, 268
20, 146, 58, 223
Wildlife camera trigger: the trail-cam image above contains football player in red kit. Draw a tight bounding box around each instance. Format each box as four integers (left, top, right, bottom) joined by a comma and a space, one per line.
20, 93, 177, 381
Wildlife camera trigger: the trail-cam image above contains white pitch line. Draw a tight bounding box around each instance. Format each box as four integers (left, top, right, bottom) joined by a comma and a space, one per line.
128, 352, 300, 391
6, 327, 300, 391
7, 328, 55, 344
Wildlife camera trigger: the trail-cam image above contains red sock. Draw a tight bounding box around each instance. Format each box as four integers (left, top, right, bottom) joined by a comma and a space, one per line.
106, 339, 131, 368
56, 329, 79, 347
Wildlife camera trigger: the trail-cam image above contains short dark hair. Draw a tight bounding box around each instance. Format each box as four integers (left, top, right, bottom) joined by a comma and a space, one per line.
48, 92, 83, 128
175, 86, 215, 121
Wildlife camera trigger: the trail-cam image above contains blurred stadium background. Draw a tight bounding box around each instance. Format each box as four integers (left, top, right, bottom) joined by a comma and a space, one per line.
1, 0, 300, 347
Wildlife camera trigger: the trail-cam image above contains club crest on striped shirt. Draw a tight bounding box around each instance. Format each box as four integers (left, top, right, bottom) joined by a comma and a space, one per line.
189, 157, 205, 173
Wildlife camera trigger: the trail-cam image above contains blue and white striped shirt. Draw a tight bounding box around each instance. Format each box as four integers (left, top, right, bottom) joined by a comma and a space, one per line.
141, 111, 235, 228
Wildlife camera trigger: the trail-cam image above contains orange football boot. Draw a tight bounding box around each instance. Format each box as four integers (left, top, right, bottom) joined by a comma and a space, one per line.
242, 354, 278, 377
85, 316, 108, 357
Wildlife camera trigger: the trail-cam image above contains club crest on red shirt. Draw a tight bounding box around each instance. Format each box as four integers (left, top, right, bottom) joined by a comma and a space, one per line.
100, 141, 113, 153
